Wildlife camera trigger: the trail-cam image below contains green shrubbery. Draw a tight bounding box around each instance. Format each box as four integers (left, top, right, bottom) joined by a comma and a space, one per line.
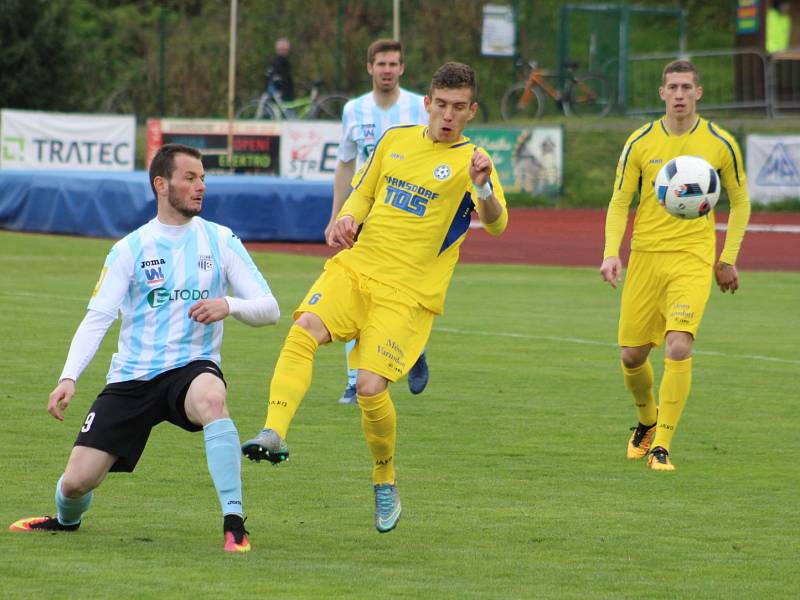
2, 0, 738, 120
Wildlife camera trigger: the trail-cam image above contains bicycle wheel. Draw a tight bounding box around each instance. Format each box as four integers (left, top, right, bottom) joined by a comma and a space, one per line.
309, 94, 349, 120
235, 98, 260, 119
236, 97, 279, 119
566, 74, 613, 118
500, 83, 545, 121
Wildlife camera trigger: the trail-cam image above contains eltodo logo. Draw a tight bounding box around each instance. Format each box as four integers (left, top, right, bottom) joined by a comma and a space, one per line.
147, 288, 210, 308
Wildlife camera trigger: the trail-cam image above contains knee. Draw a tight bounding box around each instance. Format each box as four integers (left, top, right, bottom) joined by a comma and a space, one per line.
294, 313, 331, 344
356, 379, 388, 400
620, 348, 647, 369
60, 473, 94, 498
192, 388, 229, 421
665, 332, 693, 361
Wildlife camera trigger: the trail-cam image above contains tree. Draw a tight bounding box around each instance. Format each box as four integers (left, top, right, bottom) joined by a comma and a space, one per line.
0, 1, 77, 110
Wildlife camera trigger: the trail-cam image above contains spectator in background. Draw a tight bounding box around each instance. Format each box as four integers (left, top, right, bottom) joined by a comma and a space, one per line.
266, 38, 295, 101
766, 0, 792, 54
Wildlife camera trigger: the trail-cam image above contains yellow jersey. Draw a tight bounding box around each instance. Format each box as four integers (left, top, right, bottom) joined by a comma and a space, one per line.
606, 117, 750, 265
335, 124, 507, 314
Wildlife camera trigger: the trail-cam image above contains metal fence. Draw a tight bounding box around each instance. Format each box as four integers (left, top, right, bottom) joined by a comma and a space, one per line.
611, 48, 800, 117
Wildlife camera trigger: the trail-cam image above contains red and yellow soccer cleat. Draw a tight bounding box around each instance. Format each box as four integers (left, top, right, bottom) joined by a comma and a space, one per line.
9, 516, 80, 532
647, 446, 676, 471
627, 422, 657, 460
223, 515, 251, 553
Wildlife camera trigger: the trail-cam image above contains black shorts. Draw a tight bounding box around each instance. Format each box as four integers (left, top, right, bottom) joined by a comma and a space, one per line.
74, 360, 226, 473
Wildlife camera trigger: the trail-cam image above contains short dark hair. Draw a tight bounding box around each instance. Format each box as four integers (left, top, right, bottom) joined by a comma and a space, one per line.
148, 143, 202, 197
429, 62, 477, 102
367, 39, 403, 64
662, 59, 700, 85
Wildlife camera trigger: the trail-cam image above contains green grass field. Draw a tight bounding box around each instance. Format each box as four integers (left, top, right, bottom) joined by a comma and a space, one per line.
1, 231, 798, 599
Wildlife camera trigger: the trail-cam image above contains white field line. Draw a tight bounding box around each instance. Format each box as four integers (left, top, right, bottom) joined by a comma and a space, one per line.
4, 293, 797, 366
716, 223, 800, 233
471, 221, 800, 233
434, 326, 800, 366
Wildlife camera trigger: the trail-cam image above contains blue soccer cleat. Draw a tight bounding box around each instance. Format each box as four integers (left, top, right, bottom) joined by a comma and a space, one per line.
373, 483, 402, 533
407, 351, 429, 395
338, 383, 357, 405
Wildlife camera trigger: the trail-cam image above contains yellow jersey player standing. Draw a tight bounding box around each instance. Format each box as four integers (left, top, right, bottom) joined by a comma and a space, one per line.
600, 60, 751, 471
242, 62, 508, 531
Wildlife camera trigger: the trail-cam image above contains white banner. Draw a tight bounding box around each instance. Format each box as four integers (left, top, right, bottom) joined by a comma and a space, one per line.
746, 134, 800, 203
1, 109, 135, 171
279, 120, 342, 181
481, 4, 515, 57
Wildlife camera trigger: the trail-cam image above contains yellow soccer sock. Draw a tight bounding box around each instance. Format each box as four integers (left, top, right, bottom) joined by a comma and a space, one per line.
653, 357, 693, 453
622, 360, 657, 425
358, 389, 397, 485
264, 324, 319, 439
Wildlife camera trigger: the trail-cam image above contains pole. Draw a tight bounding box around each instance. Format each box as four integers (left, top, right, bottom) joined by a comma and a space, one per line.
159, 7, 166, 116
336, 0, 343, 89
393, 0, 400, 41
227, 0, 238, 172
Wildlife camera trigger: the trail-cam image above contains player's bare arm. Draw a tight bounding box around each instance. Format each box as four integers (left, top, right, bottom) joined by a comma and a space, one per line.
600, 256, 622, 288
714, 261, 739, 294
48, 379, 76, 421
188, 298, 231, 324
330, 215, 358, 249
470, 149, 503, 224
326, 160, 356, 246
469, 149, 492, 186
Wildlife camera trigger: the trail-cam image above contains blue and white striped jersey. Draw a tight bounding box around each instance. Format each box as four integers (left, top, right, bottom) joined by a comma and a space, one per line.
88, 217, 272, 383
337, 88, 427, 169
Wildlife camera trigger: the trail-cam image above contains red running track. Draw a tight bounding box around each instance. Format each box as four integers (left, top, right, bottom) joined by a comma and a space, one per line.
248, 208, 800, 271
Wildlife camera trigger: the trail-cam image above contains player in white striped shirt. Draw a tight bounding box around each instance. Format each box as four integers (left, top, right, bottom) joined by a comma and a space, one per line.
324, 39, 430, 405
9, 144, 279, 553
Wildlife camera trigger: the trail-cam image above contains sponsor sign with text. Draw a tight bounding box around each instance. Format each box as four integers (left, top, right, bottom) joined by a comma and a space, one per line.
1, 109, 135, 171
279, 121, 341, 180
146, 118, 282, 174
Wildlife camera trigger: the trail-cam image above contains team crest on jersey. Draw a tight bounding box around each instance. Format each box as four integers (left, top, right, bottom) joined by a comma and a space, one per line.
198, 255, 214, 271
433, 164, 451, 180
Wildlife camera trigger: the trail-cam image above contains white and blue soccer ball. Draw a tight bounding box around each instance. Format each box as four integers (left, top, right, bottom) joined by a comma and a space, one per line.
655, 155, 720, 219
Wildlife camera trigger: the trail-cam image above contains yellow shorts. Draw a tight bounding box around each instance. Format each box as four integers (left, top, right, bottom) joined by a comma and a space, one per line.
618, 250, 712, 347
294, 260, 434, 382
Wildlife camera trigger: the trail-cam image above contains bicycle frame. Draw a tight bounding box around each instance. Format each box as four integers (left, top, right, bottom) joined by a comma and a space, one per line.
527, 69, 563, 103
259, 91, 315, 119
501, 60, 612, 121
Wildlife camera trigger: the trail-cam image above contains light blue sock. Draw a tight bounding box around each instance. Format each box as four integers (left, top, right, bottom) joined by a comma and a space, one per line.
345, 339, 357, 387
55, 474, 92, 526
203, 418, 243, 516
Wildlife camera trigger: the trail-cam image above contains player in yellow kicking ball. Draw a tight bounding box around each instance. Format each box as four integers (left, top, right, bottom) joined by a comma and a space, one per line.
242, 62, 507, 531
600, 60, 751, 471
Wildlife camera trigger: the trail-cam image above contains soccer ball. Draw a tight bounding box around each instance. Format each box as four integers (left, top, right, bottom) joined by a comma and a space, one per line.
655, 156, 720, 219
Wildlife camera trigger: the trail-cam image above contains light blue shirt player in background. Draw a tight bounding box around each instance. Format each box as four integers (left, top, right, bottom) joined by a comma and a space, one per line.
324, 39, 430, 405
9, 144, 280, 554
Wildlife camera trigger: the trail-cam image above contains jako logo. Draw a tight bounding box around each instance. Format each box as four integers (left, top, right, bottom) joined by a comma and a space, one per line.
147, 288, 210, 308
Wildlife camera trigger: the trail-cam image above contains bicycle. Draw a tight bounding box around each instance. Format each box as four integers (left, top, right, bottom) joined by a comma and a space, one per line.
500, 60, 613, 120
236, 80, 349, 120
